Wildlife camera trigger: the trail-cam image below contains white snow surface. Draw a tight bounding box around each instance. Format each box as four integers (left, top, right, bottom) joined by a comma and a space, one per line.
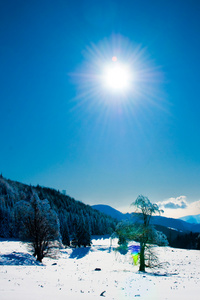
0, 237, 200, 299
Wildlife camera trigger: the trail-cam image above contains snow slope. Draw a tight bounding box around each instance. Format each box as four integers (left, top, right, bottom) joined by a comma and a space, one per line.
0, 237, 200, 300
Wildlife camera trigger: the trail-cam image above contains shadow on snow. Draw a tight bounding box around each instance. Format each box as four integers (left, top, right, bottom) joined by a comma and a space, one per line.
69, 247, 90, 259
0, 252, 41, 266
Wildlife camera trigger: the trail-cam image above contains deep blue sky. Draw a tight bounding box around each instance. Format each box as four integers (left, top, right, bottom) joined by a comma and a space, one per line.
1, 0, 200, 216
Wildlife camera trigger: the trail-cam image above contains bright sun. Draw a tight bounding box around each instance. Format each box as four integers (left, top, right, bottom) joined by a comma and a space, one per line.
104, 59, 131, 91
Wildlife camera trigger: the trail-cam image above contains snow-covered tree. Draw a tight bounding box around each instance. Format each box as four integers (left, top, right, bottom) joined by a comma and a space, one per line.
71, 214, 91, 247
115, 195, 168, 272
77, 215, 91, 247
197, 234, 200, 250
15, 192, 60, 262
131, 195, 168, 271
59, 212, 70, 247
0, 200, 11, 237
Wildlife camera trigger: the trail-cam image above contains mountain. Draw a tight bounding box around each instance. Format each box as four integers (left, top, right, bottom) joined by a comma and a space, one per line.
179, 214, 200, 224
150, 215, 200, 233
92, 204, 200, 233
92, 204, 200, 249
92, 204, 127, 221
0, 176, 117, 239
92, 205, 135, 221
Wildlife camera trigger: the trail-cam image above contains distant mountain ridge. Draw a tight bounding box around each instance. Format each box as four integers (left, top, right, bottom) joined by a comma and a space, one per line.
92, 204, 128, 221
179, 214, 200, 224
92, 204, 200, 233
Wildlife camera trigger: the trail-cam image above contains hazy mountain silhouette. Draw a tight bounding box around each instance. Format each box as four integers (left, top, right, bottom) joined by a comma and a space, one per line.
92, 204, 200, 233
179, 214, 200, 224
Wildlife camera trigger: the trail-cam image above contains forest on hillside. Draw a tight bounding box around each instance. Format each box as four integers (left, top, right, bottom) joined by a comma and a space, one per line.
1, 176, 199, 253
0, 176, 117, 245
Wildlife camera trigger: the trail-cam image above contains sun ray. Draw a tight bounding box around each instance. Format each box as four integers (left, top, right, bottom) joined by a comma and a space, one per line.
69, 35, 166, 135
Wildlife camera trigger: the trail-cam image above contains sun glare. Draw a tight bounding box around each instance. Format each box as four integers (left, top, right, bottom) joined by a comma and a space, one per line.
104, 62, 131, 91
72, 35, 163, 109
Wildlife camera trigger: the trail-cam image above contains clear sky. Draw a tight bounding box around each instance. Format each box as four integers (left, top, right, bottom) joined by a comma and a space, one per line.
1, 0, 200, 218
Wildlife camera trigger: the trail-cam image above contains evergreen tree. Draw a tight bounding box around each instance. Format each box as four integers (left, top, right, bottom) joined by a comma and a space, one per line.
71, 232, 78, 248
197, 234, 200, 250
76, 215, 91, 247
0, 201, 11, 237
71, 215, 79, 247
59, 212, 70, 247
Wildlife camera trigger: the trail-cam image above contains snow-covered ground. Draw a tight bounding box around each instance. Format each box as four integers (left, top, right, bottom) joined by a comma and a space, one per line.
0, 237, 200, 300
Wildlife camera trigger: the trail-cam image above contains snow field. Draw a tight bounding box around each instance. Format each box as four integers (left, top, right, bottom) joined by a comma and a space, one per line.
0, 237, 200, 299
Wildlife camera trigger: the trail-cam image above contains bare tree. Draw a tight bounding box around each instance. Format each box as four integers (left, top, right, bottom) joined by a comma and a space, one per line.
131, 195, 167, 271
16, 192, 60, 262
115, 195, 168, 272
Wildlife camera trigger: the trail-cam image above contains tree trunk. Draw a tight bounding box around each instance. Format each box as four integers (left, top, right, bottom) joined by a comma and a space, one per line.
139, 243, 145, 272
36, 251, 43, 262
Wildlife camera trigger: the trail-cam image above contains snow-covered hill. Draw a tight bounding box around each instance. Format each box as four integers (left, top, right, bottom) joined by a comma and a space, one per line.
0, 237, 200, 300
